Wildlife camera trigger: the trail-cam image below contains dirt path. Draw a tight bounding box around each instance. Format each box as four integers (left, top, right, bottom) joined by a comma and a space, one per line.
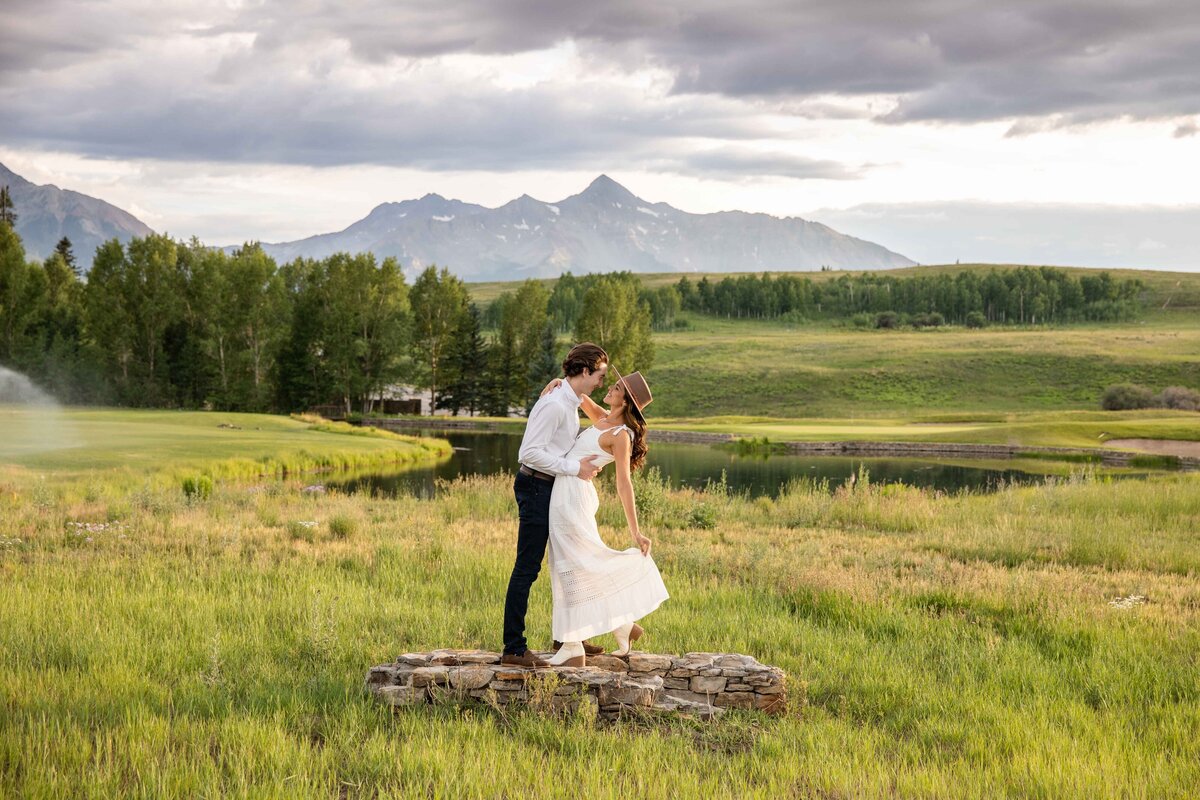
1106, 439, 1200, 458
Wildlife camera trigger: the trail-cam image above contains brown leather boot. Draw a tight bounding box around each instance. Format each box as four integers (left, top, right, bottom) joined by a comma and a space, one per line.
553, 639, 604, 656
501, 650, 549, 668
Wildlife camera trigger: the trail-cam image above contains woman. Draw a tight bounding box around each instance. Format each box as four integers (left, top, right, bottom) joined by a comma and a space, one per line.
538, 368, 669, 667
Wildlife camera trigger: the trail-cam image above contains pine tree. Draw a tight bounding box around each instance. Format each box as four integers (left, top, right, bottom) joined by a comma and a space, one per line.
438, 304, 488, 416
525, 321, 560, 412
481, 326, 519, 417
55, 237, 79, 278
0, 186, 16, 227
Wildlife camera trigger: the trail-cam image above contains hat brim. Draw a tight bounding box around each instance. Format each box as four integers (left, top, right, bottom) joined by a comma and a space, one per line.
611, 367, 647, 424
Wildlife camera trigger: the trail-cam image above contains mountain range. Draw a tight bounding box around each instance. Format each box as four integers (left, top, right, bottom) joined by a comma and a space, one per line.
0, 162, 153, 269
238, 175, 914, 279
0, 163, 914, 277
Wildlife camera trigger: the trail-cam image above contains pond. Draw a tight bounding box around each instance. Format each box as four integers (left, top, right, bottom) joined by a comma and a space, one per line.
323, 429, 1073, 499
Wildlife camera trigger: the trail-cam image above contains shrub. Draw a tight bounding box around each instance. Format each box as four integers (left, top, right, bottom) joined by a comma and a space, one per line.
965, 311, 987, 328
874, 311, 900, 329
850, 312, 873, 328
912, 312, 944, 328
328, 513, 358, 539
633, 466, 671, 526
687, 503, 717, 529
1101, 384, 1155, 411
1158, 386, 1200, 411
181, 475, 214, 502
287, 520, 318, 542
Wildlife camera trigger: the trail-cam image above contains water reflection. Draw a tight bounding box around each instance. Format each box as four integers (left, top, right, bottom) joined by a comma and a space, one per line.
324, 429, 1058, 499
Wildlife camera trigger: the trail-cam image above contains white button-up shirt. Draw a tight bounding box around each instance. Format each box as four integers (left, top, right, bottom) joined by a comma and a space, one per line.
518, 379, 583, 476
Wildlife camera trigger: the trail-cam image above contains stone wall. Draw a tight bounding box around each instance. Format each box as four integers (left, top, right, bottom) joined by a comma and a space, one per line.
366, 649, 787, 721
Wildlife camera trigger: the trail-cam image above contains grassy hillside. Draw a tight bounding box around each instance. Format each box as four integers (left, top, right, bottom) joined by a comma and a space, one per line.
647, 314, 1200, 417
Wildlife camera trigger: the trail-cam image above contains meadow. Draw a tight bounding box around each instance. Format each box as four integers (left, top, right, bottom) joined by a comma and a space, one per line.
0, 407, 453, 478
641, 313, 1200, 418
2, 410, 1198, 798
653, 409, 1200, 450
466, 265, 1200, 419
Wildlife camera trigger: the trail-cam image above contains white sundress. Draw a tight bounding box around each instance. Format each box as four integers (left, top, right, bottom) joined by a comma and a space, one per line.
548, 423, 670, 642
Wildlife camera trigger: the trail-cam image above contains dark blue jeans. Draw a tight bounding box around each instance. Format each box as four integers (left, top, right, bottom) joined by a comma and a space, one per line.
502, 471, 554, 655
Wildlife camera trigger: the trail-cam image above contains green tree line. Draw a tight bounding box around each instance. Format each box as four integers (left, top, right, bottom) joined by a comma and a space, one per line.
0, 223, 655, 414
673, 268, 1143, 324
0, 207, 1146, 416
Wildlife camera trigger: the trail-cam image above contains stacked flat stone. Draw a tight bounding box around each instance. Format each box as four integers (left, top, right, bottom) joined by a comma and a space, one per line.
366, 649, 787, 721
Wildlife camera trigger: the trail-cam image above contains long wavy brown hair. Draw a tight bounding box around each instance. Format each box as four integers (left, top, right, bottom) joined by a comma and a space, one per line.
619, 384, 649, 471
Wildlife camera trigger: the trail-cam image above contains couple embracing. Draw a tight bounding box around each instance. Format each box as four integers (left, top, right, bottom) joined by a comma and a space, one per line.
500, 343, 669, 668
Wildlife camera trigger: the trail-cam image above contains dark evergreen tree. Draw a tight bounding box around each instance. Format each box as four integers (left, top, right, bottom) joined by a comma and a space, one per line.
525, 321, 560, 412
274, 258, 329, 412
480, 327, 520, 417
0, 186, 16, 227
438, 303, 488, 416
55, 237, 79, 278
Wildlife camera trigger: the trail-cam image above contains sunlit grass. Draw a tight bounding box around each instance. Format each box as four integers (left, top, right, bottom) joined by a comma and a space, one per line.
0, 407, 453, 480
652, 409, 1200, 449
2, 444, 1198, 797
650, 315, 1200, 417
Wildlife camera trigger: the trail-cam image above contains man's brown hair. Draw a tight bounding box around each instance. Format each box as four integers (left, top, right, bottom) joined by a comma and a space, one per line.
562, 342, 608, 378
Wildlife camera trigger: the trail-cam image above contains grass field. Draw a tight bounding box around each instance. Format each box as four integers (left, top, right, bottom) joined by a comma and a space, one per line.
0, 407, 453, 479
2, 411, 1198, 797
647, 313, 1200, 417
465, 265, 1200, 418
654, 409, 1200, 450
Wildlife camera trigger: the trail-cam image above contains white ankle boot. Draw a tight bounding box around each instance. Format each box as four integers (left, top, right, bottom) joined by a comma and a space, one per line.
612, 622, 644, 656
547, 641, 586, 667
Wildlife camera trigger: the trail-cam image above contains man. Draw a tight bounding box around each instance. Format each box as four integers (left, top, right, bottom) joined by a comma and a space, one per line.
500, 342, 609, 667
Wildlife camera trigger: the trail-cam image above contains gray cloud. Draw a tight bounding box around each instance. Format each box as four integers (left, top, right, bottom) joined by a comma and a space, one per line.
229, 1, 1200, 125
0, 3, 861, 178
2, 0, 1198, 180
0, 49, 769, 173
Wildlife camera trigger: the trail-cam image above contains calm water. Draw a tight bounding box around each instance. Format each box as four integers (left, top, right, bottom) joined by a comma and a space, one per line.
324, 429, 1057, 499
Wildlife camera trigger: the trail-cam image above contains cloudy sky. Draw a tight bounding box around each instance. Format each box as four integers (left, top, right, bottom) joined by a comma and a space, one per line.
2, 0, 1199, 268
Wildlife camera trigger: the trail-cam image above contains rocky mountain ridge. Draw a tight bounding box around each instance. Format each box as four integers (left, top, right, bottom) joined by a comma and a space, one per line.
0, 162, 153, 269
237, 174, 914, 278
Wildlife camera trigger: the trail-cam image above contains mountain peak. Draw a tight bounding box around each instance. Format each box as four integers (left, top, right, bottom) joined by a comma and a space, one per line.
0, 162, 153, 269
0, 161, 32, 189
576, 174, 638, 203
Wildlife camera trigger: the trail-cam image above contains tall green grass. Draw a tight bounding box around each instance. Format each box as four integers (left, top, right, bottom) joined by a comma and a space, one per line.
2, 454, 1198, 798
